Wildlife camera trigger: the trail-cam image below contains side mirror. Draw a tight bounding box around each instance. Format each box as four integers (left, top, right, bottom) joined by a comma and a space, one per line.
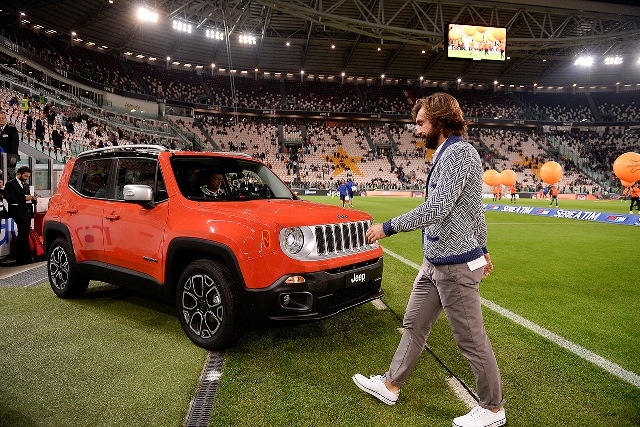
123, 184, 153, 203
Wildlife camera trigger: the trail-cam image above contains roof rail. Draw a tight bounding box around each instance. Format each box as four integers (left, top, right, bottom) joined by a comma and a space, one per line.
77, 144, 170, 158
210, 151, 253, 159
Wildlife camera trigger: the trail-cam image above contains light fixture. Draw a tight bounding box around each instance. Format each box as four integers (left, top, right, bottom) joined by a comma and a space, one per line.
137, 7, 158, 23
206, 29, 224, 40
239, 34, 256, 44
173, 20, 192, 33
574, 56, 594, 66
604, 56, 623, 65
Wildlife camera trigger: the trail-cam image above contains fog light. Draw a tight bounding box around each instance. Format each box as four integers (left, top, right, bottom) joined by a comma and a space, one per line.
283, 294, 291, 306
285, 275, 306, 284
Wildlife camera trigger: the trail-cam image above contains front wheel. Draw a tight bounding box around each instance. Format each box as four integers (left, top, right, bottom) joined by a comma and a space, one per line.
48, 237, 89, 298
176, 259, 244, 350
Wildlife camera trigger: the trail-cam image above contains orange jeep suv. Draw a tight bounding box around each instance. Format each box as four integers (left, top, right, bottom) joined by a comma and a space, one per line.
43, 145, 384, 350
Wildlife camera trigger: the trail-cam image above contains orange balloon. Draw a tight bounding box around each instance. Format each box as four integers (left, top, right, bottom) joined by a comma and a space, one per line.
540, 161, 563, 184
476, 26, 487, 33
485, 32, 496, 42
500, 170, 517, 186
493, 27, 506, 41
613, 152, 640, 183
449, 28, 462, 40
620, 179, 634, 187
473, 33, 484, 43
464, 25, 477, 36
483, 169, 502, 186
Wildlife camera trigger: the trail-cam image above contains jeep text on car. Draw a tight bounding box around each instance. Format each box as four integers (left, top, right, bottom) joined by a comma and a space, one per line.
44, 145, 384, 350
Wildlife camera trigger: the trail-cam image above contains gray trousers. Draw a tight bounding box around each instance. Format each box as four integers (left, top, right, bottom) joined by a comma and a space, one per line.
386, 259, 505, 410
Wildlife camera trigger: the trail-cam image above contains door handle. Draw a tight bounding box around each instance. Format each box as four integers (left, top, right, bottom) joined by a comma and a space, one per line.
105, 212, 120, 221
66, 208, 78, 214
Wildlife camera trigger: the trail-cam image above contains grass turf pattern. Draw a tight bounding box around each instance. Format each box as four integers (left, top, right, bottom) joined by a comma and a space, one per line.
1, 196, 638, 426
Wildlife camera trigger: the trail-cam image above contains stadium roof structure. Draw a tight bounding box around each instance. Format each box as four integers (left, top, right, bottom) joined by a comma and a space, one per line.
4, 0, 640, 89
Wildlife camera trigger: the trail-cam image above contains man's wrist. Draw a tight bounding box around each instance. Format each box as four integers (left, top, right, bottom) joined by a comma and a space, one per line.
382, 221, 397, 236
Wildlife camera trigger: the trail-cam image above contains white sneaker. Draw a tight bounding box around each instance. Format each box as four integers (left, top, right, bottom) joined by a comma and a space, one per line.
452, 405, 506, 427
631, 211, 634, 215
352, 373, 399, 405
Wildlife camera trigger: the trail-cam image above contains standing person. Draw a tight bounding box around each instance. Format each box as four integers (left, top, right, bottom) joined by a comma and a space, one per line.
4, 166, 37, 265
0, 111, 20, 177
346, 178, 355, 208
0, 111, 19, 155
630, 182, 640, 214
509, 184, 517, 203
25, 111, 33, 141
352, 93, 505, 427
337, 180, 348, 208
51, 124, 64, 151
549, 185, 559, 207
35, 113, 45, 143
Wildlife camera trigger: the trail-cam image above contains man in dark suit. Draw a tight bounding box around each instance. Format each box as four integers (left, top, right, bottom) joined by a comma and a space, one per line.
4, 166, 37, 264
0, 111, 19, 155
0, 111, 20, 177
35, 113, 45, 142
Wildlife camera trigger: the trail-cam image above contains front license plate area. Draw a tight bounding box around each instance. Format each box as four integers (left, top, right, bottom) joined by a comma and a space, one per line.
346, 269, 369, 288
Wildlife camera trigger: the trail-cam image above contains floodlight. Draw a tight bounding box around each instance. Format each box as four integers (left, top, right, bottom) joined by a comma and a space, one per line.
604, 56, 623, 65
173, 20, 192, 33
574, 56, 593, 66
137, 7, 158, 23
239, 34, 256, 44
206, 29, 224, 40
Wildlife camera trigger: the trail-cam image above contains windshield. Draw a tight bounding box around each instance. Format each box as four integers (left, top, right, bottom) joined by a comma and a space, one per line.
171, 156, 296, 201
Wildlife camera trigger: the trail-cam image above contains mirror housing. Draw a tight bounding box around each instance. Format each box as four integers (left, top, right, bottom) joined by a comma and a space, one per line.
123, 184, 153, 203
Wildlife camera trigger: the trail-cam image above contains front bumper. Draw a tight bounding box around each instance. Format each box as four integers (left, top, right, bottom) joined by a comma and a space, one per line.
241, 256, 384, 325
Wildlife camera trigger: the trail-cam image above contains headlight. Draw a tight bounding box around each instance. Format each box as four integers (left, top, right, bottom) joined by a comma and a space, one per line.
280, 227, 304, 254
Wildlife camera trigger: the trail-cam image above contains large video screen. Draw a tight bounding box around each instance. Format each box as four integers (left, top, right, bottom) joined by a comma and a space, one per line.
447, 24, 506, 61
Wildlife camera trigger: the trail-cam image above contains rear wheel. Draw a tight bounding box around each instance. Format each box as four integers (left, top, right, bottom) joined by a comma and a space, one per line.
176, 259, 244, 350
48, 237, 89, 298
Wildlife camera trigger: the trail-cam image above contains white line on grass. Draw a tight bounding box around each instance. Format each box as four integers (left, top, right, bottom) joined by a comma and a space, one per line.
382, 248, 640, 389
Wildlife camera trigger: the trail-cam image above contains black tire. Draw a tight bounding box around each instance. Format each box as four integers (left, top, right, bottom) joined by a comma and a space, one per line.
176, 259, 244, 350
48, 237, 90, 298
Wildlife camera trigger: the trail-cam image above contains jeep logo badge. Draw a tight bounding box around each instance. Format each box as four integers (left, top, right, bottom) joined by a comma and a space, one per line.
350, 273, 367, 284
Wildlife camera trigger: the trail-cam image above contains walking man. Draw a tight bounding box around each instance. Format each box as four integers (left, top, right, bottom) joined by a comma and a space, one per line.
352, 93, 505, 427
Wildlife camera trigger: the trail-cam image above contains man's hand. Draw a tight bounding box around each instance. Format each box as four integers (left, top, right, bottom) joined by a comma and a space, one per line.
365, 223, 387, 244
482, 253, 493, 279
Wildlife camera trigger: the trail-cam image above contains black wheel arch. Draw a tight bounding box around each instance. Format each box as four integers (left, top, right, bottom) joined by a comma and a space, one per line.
43, 221, 73, 257
164, 238, 246, 301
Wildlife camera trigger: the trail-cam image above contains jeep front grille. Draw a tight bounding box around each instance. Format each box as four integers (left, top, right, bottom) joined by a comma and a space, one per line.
314, 220, 372, 257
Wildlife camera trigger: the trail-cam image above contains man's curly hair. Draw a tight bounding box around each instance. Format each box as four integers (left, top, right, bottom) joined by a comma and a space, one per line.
411, 92, 468, 138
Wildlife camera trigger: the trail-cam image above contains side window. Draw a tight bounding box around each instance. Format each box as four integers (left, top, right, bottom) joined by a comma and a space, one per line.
78, 159, 112, 199
67, 160, 83, 191
115, 158, 164, 202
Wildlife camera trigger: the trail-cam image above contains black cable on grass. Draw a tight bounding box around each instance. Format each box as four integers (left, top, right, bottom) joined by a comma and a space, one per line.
382, 298, 480, 403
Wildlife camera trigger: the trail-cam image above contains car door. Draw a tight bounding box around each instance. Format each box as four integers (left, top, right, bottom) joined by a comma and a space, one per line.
101, 157, 169, 284
66, 158, 112, 264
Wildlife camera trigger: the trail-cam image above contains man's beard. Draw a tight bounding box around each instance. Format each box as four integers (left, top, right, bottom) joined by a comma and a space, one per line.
423, 126, 440, 150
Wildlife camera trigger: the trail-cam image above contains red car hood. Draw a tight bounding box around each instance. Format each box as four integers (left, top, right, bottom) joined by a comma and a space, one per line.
194, 198, 371, 228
